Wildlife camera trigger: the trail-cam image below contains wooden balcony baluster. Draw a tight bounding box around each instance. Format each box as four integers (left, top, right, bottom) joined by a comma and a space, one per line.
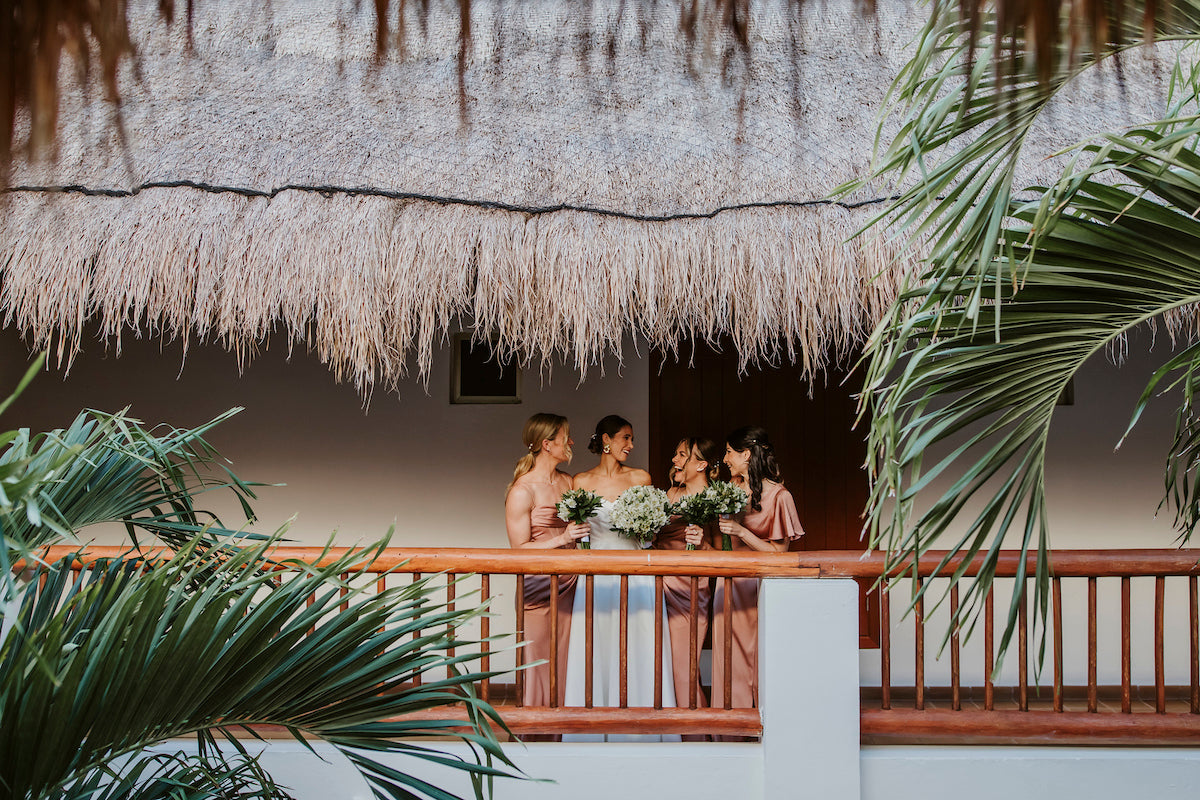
1121, 576, 1131, 714
654, 575, 664, 710
1088, 576, 1098, 713
950, 584, 960, 711
1053, 577, 1063, 713
619, 573, 629, 708
1018, 583, 1028, 712
880, 578, 891, 711
412, 572, 423, 688
549, 574, 560, 708
447, 574, 457, 681
1191, 575, 1199, 714
515, 574, 525, 706
984, 590, 994, 711
585, 574, 595, 709
723, 577, 733, 710
914, 578, 924, 711
689, 576, 700, 710
1156, 575, 1166, 714
480, 573, 491, 703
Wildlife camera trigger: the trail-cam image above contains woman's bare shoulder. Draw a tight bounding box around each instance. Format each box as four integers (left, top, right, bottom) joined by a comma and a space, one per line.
506, 480, 536, 507
627, 468, 653, 485
572, 468, 600, 487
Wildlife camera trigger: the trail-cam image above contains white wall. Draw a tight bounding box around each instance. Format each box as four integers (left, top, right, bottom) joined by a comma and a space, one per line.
0, 327, 649, 549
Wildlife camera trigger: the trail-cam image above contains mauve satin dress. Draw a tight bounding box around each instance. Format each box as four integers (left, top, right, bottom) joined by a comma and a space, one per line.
653, 515, 713, 709
518, 506, 578, 708
710, 481, 804, 711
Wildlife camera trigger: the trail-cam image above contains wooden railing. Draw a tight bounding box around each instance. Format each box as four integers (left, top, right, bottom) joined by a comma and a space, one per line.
859, 549, 1200, 745
31, 546, 1200, 743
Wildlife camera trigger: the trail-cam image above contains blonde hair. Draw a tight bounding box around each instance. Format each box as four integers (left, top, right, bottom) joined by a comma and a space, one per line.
507, 413, 569, 494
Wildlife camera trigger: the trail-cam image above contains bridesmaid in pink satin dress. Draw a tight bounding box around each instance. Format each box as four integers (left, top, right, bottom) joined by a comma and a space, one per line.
655, 437, 721, 713
711, 426, 804, 718
504, 413, 591, 718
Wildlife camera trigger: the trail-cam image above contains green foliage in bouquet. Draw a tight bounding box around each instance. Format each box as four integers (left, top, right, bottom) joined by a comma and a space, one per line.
556, 488, 604, 549
708, 481, 749, 551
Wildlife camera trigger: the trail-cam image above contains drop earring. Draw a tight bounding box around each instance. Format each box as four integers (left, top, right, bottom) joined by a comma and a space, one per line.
603, 445, 611, 454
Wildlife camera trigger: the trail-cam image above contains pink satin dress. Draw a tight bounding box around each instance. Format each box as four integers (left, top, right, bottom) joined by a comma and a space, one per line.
653, 516, 712, 709
710, 481, 803, 711
518, 506, 578, 709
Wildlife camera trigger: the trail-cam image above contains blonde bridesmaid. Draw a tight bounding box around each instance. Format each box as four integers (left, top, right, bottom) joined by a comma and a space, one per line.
655, 437, 721, 711
711, 426, 804, 714
505, 413, 590, 715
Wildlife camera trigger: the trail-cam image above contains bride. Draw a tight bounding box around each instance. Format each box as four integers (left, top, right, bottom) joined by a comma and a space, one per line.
564, 414, 677, 741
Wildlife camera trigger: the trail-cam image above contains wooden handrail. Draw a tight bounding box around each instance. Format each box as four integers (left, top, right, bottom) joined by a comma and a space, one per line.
26, 544, 1200, 744
30, 546, 1200, 578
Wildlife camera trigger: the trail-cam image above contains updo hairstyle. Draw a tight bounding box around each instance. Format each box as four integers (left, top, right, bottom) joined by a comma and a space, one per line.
726, 425, 783, 511
588, 414, 633, 455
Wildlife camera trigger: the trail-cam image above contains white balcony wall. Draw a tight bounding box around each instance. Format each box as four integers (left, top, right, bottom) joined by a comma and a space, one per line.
151, 578, 1200, 800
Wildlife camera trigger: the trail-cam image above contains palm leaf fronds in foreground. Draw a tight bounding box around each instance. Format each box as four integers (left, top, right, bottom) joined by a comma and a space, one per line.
862, 114, 1200, 669
1, 537, 520, 800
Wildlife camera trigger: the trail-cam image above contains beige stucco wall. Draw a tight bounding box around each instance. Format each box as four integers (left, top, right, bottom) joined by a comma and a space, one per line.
0, 327, 649, 549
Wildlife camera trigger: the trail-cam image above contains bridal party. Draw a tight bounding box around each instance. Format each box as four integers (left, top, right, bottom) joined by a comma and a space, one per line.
504, 412, 805, 739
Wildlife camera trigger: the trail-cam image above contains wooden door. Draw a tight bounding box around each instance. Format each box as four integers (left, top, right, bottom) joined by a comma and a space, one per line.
648, 340, 880, 647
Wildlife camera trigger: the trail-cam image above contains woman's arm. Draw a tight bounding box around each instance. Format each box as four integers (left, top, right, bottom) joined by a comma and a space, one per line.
505, 485, 589, 549
716, 518, 789, 553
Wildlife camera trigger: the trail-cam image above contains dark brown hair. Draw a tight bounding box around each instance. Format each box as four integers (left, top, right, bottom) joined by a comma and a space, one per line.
588, 414, 632, 455
726, 425, 782, 511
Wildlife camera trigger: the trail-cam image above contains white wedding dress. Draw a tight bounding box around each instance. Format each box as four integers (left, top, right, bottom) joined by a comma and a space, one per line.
563, 500, 678, 742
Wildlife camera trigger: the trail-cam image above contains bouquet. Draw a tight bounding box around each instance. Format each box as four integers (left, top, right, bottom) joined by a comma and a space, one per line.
610, 485, 671, 546
709, 481, 749, 551
672, 489, 722, 550
557, 488, 604, 549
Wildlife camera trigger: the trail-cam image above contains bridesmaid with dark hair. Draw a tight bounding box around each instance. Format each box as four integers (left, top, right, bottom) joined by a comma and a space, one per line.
711, 425, 804, 712
504, 413, 591, 715
655, 436, 722, 712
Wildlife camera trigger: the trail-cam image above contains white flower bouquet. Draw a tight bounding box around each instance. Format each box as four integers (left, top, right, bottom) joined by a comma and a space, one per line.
709, 481, 749, 551
557, 488, 604, 549
672, 488, 722, 550
610, 485, 671, 546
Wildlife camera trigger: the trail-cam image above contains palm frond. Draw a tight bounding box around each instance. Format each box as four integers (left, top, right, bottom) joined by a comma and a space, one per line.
850, 0, 1200, 332
863, 109, 1200, 668
63, 752, 290, 800
1, 536, 520, 800
0, 379, 266, 594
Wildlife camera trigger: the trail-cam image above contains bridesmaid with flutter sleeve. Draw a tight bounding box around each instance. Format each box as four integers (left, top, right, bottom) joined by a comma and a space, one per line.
654, 436, 721, 712
504, 413, 591, 716
711, 426, 804, 715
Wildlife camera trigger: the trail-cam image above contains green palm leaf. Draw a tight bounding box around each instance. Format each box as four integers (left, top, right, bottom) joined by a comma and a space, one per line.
849, 0, 1200, 328
862, 105, 1200, 666
2, 536, 520, 800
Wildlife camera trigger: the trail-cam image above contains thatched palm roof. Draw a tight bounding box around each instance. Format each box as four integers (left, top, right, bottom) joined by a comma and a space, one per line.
0, 0, 1176, 389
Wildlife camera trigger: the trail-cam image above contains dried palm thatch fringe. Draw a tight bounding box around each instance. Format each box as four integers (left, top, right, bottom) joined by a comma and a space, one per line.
0, 190, 911, 389
0, 0, 1181, 390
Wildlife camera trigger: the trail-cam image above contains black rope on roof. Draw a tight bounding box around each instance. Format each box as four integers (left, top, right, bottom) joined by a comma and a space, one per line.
3, 180, 903, 222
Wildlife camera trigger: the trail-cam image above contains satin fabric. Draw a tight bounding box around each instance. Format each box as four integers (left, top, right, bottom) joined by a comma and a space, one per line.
653, 515, 712, 710
710, 481, 804, 712
518, 506, 578, 709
